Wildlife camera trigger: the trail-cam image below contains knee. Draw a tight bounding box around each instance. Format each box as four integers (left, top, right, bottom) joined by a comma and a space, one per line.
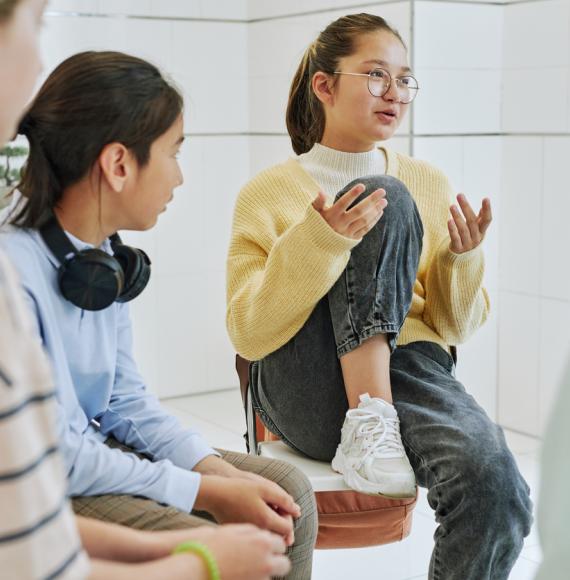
336, 175, 422, 233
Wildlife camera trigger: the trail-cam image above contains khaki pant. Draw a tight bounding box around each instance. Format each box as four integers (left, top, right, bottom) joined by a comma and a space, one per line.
72, 439, 317, 579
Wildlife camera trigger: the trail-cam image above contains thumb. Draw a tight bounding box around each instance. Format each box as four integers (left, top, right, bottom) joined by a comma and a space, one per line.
312, 191, 327, 213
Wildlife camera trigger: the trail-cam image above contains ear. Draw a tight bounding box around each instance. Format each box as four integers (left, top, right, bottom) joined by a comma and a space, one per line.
312, 71, 336, 106
97, 142, 133, 193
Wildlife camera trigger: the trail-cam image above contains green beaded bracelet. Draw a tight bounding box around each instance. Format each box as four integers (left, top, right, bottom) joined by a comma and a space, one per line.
172, 541, 221, 580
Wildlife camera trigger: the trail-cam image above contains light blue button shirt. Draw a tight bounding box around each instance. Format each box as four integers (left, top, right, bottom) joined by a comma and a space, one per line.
0, 225, 217, 512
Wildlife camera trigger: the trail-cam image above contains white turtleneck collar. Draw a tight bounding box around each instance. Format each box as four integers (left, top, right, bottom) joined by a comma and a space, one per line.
297, 143, 386, 199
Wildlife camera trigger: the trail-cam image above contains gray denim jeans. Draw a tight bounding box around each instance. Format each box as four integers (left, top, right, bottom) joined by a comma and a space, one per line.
250, 175, 532, 579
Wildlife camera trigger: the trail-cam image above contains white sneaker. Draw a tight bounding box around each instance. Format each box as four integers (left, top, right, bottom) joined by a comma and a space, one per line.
331, 393, 416, 498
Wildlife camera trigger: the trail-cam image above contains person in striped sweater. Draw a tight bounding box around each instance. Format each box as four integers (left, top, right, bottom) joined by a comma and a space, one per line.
227, 12, 533, 580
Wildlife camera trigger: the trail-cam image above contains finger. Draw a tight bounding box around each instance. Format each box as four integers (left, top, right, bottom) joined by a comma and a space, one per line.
312, 191, 327, 213
477, 198, 493, 236
281, 514, 294, 546
448, 218, 462, 253
343, 188, 386, 219
263, 530, 287, 554
263, 484, 301, 517
270, 555, 292, 578
260, 505, 295, 537
332, 183, 366, 213
450, 204, 472, 248
456, 194, 478, 222
456, 194, 480, 241
345, 196, 387, 227
353, 208, 384, 238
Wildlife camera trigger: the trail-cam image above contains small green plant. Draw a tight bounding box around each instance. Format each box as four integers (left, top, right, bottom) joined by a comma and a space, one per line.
0, 145, 28, 188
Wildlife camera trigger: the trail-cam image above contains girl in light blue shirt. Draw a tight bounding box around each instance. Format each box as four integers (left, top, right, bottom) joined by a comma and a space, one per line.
0, 50, 315, 579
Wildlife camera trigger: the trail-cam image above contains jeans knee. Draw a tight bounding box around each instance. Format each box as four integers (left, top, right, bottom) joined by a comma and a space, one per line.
335, 175, 422, 237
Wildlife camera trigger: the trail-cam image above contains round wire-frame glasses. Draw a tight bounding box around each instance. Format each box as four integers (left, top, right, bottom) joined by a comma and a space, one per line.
333, 68, 419, 104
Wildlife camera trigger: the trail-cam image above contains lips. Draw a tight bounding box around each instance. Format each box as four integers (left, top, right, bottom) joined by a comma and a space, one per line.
376, 109, 397, 119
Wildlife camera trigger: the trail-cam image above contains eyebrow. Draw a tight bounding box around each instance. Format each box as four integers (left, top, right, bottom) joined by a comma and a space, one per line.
362, 59, 412, 74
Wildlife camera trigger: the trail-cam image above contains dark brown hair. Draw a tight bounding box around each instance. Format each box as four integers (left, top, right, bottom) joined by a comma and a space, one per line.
0, 0, 21, 22
12, 50, 183, 228
286, 13, 405, 155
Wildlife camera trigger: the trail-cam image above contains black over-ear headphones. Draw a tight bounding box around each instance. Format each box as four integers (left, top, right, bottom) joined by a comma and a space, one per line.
40, 216, 151, 311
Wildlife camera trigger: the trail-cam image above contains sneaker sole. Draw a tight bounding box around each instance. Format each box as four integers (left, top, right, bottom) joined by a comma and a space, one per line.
332, 447, 416, 499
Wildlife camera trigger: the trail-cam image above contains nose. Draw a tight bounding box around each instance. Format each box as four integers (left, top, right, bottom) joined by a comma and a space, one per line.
382, 80, 399, 103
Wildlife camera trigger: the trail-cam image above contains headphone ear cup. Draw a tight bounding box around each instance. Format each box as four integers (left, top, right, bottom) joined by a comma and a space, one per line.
112, 244, 151, 303
58, 249, 125, 311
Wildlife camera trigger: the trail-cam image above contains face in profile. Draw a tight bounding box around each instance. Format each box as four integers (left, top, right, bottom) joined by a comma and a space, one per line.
117, 114, 185, 232
0, 0, 46, 145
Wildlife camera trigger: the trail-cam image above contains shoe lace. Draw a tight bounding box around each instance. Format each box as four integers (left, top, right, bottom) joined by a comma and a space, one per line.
349, 409, 404, 463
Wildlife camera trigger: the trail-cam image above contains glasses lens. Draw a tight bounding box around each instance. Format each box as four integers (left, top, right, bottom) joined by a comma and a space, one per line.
397, 76, 419, 104
368, 69, 390, 97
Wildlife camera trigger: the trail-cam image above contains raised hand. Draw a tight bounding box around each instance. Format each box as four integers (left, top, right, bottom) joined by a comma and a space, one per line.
448, 194, 492, 254
312, 183, 387, 240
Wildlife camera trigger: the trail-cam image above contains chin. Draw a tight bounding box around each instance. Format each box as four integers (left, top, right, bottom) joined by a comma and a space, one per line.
372, 127, 398, 143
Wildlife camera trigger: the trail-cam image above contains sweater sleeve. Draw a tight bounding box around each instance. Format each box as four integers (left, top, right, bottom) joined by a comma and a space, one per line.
422, 173, 490, 346
227, 183, 358, 361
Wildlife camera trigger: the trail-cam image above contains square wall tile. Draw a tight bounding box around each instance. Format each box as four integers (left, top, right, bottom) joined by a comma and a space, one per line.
499, 137, 542, 294
541, 137, 570, 301
156, 273, 210, 397
412, 137, 464, 191
498, 292, 540, 436
413, 69, 501, 134
414, 2, 503, 70
503, 0, 570, 69
502, 68, 568, 134
171, 21, 248, 133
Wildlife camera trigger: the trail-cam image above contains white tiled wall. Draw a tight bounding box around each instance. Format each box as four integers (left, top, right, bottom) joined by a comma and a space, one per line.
38, 1, 570, 433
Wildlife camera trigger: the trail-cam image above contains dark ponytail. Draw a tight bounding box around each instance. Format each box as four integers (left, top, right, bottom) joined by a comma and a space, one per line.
286, 13, 405, 155
12, 50, 183, 229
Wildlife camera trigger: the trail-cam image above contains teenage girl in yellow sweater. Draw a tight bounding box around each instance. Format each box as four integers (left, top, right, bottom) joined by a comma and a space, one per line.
227, 13, 532, 579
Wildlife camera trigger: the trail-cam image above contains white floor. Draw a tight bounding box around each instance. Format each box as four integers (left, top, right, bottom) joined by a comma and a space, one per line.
161, 388, 542, 580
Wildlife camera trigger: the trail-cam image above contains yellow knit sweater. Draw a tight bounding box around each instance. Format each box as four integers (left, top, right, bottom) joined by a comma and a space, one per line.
226, 147, 490, 361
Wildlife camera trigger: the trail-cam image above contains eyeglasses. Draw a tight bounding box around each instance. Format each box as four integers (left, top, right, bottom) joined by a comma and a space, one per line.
333, 68, 419, 104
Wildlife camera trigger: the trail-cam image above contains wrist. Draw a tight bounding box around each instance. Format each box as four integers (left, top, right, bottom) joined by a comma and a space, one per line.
194, 474, 227, 512
172, 542, 220, 580
168, 553, 210, 580
194, 455, 237, 477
